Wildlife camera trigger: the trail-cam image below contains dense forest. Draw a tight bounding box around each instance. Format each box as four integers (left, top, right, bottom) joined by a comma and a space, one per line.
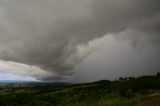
0, 73, 160, 106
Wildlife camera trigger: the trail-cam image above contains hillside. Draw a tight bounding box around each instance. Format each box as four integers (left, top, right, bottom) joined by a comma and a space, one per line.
0, 74, 160, 106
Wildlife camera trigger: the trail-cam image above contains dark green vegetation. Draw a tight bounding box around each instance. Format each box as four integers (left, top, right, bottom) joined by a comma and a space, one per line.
0, 73, 160, 106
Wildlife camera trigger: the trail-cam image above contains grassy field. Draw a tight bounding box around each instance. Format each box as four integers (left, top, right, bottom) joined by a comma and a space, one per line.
0, 74, 160, 106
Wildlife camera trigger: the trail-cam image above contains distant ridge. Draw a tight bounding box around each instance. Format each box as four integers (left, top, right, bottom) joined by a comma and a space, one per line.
0, 80, 39, 83
0, 80, 70, 86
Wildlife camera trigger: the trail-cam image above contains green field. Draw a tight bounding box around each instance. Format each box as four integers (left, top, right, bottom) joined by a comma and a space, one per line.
0, 74, 160, 106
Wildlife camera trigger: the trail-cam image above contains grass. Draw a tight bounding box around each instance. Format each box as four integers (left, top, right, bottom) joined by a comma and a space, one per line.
0, 74, 160, 106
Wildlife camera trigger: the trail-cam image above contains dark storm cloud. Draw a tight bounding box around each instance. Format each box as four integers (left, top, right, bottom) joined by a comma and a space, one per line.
91, 0, 160, 32
0, 0, 160, 80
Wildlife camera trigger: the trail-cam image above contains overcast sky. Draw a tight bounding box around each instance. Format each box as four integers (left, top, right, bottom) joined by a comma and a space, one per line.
0, 0, 160, 82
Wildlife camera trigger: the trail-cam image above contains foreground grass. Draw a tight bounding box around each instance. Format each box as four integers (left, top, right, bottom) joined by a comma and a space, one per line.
67, 95, 147, 106
70, 98, 134, 106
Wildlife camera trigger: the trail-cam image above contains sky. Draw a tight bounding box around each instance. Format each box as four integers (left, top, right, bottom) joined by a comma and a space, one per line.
0, 72, 36, 81
0, 0, 160, 82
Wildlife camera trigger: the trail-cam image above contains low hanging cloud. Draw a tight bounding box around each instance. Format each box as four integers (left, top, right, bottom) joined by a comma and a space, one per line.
0, 0, 160, 80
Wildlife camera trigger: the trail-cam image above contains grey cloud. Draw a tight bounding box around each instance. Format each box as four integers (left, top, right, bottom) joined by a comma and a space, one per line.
70, 35, 160, 83
91, 0, 160, 32
0, 0, 160, 80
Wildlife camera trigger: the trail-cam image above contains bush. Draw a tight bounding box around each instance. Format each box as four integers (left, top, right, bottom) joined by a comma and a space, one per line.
125, 89, 134, 98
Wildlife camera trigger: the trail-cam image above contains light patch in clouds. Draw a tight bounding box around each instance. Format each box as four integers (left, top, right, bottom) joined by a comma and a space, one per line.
0, 60, 60, 81
0, 72, 36, 81
70, 35, 160, 83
